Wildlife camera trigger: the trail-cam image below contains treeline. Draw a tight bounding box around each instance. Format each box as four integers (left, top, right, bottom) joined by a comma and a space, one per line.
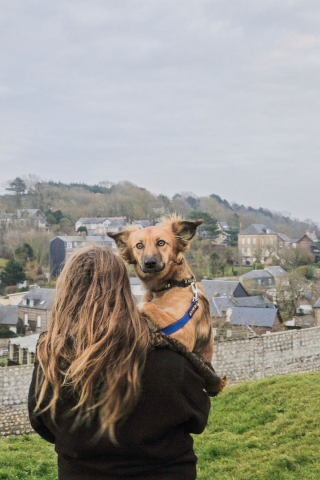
1, 176, 318, 239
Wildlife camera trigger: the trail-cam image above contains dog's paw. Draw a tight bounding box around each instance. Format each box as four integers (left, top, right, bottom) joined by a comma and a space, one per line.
136, 302, 146, 313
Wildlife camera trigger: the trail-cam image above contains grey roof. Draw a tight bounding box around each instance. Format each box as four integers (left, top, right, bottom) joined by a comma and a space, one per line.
240, 270, 273, 280
314, 297, 320, 308
240, 224, 277, 235
129, 277, 141, 285
0, 305, 18, 325
230, 307, 278, 328
265, 266, 287, 277
201, 280, 243, 298
277, 233, 293, 242
55, 236, 86, 242
108, 218, 127, 227
218, 222, 229, 230
232, 296, 275, 308
135, 220, 151, 228
78, 218, 107, 224
86, 236, 113, 246
18, 287, 55, 310
210, 296, 234, 317
302, 232, 319, 243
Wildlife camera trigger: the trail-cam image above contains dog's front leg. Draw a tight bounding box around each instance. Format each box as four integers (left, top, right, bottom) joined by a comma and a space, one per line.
137, 302, 177, 331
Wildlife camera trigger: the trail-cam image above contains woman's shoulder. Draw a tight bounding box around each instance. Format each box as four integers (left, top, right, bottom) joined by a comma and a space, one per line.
145, 347, 206, 392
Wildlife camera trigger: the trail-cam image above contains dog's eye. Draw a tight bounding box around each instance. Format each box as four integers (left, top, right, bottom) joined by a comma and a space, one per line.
157, 240, 165, 247
136, 243, 143, 249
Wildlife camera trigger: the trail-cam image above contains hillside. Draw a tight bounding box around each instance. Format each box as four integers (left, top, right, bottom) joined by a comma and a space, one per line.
1, 178, 318, 239
1, 372, 319, 480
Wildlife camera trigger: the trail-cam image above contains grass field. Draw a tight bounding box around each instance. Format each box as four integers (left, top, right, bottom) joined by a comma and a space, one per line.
1, 372, 320, 480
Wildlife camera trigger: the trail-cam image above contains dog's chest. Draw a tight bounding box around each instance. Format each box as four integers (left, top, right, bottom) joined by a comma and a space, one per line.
151, 288, 195, 320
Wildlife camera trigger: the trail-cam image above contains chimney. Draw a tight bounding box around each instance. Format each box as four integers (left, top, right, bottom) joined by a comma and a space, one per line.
306, 229, 310, 233
239, 222, 242, 232
81, 231, 87, 239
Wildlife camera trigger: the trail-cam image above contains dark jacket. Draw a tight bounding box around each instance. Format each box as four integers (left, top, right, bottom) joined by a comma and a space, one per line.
28, 347, 211, 480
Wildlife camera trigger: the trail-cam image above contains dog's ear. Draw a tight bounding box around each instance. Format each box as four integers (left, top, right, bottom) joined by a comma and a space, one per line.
107, 231, 136, 264
171, 219, 203, 252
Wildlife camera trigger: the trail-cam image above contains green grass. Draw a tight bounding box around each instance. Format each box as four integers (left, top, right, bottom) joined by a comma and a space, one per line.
1, 372, 320, 479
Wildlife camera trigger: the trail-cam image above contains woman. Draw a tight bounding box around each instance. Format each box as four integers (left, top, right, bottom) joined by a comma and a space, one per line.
28, 244, 212, 480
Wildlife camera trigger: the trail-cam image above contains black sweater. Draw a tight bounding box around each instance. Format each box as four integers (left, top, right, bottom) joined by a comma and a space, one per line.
28, 348, 211, 480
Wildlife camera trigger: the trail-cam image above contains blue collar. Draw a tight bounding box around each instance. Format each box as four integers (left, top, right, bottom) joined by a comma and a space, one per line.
156, 299, 199, 336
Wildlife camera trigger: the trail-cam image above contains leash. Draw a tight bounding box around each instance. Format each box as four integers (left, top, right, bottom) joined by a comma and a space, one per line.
156, 281, 199, 335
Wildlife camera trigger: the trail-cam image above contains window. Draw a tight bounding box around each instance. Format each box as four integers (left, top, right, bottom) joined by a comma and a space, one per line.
293, 243, 296, 249
67, 242, 72, 249
74, 242, 77, 247
67, 253, 73, 260
242, 238, 245, 245
279, 242, 283, 248
253, 238, 256, 245
23, 299, 27, 306
261, 239, 264, 245
24, 314, 28, 325
29, 299, 34, 307
242, 248, 245, 254
247, 238, 251, 245
247, 248, 251, 254
37, 316, 41, 328
271, 238, 274, 245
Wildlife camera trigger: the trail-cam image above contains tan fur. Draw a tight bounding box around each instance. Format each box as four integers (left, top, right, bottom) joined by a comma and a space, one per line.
109, 216, 226, 392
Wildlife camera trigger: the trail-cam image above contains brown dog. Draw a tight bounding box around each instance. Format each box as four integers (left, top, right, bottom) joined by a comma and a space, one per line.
108, 215, 220, 361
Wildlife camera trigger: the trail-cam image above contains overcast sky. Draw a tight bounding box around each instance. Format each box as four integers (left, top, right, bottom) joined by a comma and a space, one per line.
1, 1, 319, 222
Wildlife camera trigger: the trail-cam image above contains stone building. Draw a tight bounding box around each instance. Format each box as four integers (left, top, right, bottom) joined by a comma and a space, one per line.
238, 224, 298, 265
297, 230, 319, 256
50, 234, 116, 277
0, 305, 18, 332
8, 334, 39, 365
75, 217, 127, 235
201, 280, 249, 300
12, 209, 46, 229
18, 287, 54, 334
240, 266, 286, 290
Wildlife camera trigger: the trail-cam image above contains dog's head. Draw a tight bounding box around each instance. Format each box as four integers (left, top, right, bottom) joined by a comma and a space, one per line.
108, 216, 203, 279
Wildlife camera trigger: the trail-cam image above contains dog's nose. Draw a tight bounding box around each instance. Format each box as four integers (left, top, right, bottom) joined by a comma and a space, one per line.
144, 257, 157, 269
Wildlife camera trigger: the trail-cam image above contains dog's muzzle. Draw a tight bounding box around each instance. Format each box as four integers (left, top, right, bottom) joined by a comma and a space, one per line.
141, 257, 165, 274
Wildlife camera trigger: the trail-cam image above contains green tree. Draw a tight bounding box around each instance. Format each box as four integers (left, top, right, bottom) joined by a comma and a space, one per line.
15, 243, 34, 264
6, 177, 27, 206
311, 241, 320, 263
225, 226, 239, 246
209, 252, 221, 277
77, 226, 88, 234
188, 211, 219, 240
0, 259, 26, 288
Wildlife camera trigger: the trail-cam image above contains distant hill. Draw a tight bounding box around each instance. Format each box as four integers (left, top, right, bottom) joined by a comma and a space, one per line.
0, 178, 318, 239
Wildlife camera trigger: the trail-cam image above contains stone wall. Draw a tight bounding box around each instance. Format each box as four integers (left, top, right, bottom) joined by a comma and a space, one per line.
212, 326, 320, 385
0, 365, 34, 437
1, 326, 320, 437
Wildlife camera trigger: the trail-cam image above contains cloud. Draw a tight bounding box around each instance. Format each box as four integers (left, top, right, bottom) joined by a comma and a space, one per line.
0, 0, 319, 220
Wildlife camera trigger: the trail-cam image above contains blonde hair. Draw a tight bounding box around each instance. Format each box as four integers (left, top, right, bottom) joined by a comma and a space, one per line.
35, 244, 149, 443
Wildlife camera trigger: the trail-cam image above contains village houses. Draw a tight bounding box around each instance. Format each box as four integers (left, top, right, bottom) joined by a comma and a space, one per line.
238, 224, 319, 265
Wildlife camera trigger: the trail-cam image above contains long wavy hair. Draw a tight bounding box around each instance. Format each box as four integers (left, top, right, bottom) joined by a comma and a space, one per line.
35, 244, 150, 444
